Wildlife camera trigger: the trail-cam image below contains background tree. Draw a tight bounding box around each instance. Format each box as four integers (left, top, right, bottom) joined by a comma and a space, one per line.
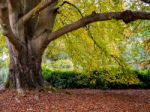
0, 0, 150, 92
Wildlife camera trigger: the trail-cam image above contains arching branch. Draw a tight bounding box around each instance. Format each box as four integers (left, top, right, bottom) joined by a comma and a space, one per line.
48, 10, 150, 42
39, 10, 150, 50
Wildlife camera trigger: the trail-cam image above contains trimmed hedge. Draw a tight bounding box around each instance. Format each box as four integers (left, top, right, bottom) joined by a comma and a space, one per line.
42, 67, 150, 89
0, 66, 149, 89
134, 70, 150, 88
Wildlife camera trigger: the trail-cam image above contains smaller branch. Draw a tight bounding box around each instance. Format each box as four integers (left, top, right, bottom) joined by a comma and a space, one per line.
0, 3, 22, 50
60, 1, 90, 32
18, 0, 56, 25
60, 1, 83, 18
59, 1, 96, 48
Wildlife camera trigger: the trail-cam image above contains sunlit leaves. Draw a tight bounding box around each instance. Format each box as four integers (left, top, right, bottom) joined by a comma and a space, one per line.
0, 33, 9, 68
44, 0, 150, 72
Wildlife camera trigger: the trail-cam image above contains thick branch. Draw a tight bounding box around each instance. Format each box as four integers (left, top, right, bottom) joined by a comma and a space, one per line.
47, 10, 150, 43
0, 2, 22, 50
7, 0, 19, 24
19, 0, 56, 25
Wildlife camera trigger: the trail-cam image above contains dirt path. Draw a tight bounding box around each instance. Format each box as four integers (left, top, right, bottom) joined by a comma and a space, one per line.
0, 89, 150, 112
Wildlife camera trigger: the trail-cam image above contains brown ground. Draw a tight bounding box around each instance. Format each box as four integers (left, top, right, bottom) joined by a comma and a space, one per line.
0, 89, 150, 112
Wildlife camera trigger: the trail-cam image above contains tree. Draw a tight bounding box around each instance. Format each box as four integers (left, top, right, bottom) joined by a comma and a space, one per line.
0, 0, 150, 91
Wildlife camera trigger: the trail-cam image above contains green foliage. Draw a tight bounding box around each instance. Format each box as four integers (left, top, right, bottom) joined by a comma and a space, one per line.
0, 33, 9, 69
47, 71, 78, 89
42, 67, 150, 89
42, 66, 52, 80
42, 0, 150, 73
134, 70, 150, 88
49, 0, 127, 71
0, 68, 8, 85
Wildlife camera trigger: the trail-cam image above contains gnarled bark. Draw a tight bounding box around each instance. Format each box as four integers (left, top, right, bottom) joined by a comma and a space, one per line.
2, 0, 58, 90
7, 39, 44, 90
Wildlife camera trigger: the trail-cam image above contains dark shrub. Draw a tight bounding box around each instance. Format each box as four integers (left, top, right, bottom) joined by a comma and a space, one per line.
42, 67, 150, 89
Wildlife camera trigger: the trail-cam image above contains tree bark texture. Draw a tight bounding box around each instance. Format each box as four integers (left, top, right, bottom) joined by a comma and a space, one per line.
0, 0, 58, 90
7, 39, 44, 89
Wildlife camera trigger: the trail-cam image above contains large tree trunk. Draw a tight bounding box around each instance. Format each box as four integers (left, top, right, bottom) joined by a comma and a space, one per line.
1, 0, 58, 91
7, 40, 44, 90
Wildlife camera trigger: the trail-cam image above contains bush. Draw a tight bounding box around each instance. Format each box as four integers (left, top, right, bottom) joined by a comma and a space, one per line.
42, 66, 52, 80
42, 66, 150, 89
134, 70, 150, 88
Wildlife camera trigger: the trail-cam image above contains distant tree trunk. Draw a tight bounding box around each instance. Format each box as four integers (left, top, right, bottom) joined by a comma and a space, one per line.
7, 40, 44, 90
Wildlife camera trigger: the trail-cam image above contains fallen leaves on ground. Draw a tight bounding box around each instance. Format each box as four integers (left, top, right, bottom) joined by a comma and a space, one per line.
0, 89, 150, 112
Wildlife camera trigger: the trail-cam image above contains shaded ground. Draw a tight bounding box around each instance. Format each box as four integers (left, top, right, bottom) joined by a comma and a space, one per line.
0, 89, 150, 112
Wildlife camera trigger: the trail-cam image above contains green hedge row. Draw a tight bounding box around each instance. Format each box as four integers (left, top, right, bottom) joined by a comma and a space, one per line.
134, 70, 150, 88
0, 67, 149, 89
42, 67, 150, 89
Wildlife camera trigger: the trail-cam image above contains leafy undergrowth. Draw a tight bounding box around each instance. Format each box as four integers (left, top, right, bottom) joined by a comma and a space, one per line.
42, 67, 150, 89
0, 89, 150, 112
